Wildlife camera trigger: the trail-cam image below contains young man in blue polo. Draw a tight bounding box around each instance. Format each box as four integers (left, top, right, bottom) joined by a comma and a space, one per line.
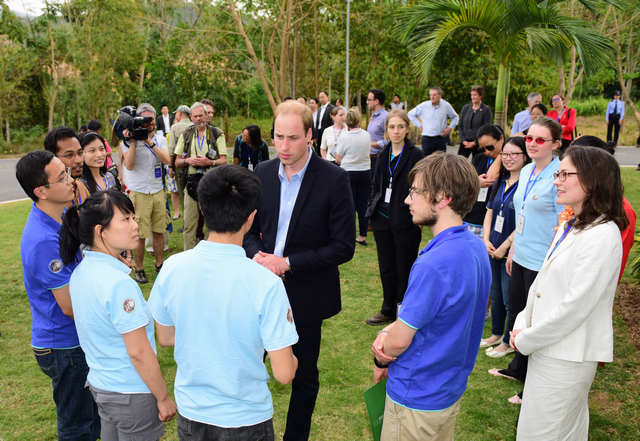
16, 150, 100, 440
372, 153, 491, 441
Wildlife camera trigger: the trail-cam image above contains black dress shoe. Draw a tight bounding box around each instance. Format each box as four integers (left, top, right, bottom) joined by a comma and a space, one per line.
366, 313, 393, 326
356, 240, 367, 246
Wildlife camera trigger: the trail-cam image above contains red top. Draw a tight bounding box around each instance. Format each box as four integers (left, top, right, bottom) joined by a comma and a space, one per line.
620, 197, 636, 282
548, 107, 576, 141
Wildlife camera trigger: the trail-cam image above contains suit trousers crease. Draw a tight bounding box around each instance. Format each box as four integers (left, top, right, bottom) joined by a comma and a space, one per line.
371, 212, 422, 319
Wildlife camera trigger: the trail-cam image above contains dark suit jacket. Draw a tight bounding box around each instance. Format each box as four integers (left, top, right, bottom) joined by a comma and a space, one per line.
243, 152, 355, 323
156, 114, 175, 135
366, 139, 425, 230
315, 103, 335, 144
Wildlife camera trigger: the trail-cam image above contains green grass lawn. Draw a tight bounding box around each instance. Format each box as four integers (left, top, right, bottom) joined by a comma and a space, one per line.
1, 170, 640, 440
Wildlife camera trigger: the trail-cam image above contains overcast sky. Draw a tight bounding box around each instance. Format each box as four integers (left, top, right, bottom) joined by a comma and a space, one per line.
6, 0, 45, 15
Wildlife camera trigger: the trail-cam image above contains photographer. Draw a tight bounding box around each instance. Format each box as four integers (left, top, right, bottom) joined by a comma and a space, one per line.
174, 102, 227, 251
121, 103, 172, 284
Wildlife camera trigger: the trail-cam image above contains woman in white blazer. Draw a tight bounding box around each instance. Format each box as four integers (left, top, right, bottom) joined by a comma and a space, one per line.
510, 146, 629, 440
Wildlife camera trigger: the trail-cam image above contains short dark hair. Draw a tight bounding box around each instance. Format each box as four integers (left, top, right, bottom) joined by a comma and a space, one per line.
60, 191, 135, 265
563, 146, 628, 232
532, 103, 548, 115
80, 124, 88, 132
161, 104, 169, 109
471, 85, 485, 97
476, 123, 505, 141
16, 150, 56, 202
570, 135, 616, 155
200, 98, 214, 108
87, 119, 102, 131
284, 96, 293, 101
369, 89, 386, 105
408, 153, 480, 219
319, 90, 329, 97
309, 97, 319, 105
394, 94, 401, 100
44, 126, 79, 155
198, 165, 262, 234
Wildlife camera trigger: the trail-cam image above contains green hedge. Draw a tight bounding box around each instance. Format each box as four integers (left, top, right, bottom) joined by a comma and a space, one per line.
570, 97, 610, 117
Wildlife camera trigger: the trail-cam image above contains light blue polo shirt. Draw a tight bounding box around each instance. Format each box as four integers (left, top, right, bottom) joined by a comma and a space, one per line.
512, 158, 564, 271
148, 240, 299, 428
21, 203, 80, 349
70, 251, 156, 393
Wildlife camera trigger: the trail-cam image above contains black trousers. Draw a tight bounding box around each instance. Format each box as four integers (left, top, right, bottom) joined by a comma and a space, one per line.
457, 141, 479, 159
371, 212, 422, 318
501, 261, 538, 382
421, 136, 447, 157
349, 171, 372, 237
607, 114, 621, 145
283, 320, 323, 441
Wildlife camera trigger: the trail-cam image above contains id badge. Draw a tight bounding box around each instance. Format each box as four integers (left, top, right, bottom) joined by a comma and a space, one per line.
494, 215, 504, 233
385, 187, 392, 203
477, 187, 488, 202
154, 165, 162, 178
248, 163, 254, 171
516, 214, 525, 235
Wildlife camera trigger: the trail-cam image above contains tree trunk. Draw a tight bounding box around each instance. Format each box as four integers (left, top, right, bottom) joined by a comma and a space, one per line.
6, 118, 10, 146
613, 9, 640, 146
279, 0, 293, 99
494, 61, 510, 130
314, 0, 319, 97
557, 64, 566, 97
228, 0, 278, 112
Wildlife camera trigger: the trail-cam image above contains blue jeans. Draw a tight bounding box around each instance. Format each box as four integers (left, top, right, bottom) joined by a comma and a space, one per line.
178, 413, 274, 441
489, 258, 510, 338
33, 346, 100, 440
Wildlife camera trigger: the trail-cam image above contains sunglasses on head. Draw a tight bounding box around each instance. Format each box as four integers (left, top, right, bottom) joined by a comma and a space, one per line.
524, 136, 551, 145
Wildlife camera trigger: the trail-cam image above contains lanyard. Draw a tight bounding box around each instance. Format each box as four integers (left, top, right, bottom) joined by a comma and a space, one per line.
422, 226, 465, 255
521, 161, 553, 213
145, 135, 158, 158
388, 144, 405, 187
550, 221, 573, 257
499, 181, 518, 214
333, 125, 344, 143
485, 158, 494, 174
246, 143, 256, 159
556, 107, 565, 122
196, 131, 206, 155
95, 174, 110, 191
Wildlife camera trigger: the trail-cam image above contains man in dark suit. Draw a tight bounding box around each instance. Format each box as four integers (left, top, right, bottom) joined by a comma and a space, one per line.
156, 104, 175, 137
244, 101, 355, 441
314, 91, 335, 156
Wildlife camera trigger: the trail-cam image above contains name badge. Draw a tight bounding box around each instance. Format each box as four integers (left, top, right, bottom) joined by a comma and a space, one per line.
385, 187, 392, 203
477, 187, 488, 202
494, 215, 504, 233
516, 214, 525, 235
248, 163, 254, 171
155, 165, 162, 178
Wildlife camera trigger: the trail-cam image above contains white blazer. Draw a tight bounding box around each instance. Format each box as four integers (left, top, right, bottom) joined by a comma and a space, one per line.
513, 219, 622, 363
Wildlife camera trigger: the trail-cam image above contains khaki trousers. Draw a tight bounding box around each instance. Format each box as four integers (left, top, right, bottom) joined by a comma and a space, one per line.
183, 191, 207, 250
381, 394, 462, 441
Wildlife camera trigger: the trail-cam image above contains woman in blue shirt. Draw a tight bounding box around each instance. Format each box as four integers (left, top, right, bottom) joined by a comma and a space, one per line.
233, 124, 270, 171
480, 137, 530, 356
78, 132, 119, 195
60, 191, 176, 439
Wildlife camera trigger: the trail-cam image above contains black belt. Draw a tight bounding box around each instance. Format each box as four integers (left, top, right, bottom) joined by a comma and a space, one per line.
423, 135, 441, 138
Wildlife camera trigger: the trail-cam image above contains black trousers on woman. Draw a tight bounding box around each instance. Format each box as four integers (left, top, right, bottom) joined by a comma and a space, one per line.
348, 170, 371, 238
370, 211, 422, 319
500, 261, 538, 382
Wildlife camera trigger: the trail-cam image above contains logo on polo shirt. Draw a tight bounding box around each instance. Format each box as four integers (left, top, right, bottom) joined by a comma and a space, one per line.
49, 260, 63, 273
123, 299, 136, 313
287, 308, 293, 324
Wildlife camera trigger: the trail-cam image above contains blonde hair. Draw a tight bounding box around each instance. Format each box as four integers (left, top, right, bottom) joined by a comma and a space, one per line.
274, 101, 313, 133
384, 110, 411, 141
345, 107, 361, 129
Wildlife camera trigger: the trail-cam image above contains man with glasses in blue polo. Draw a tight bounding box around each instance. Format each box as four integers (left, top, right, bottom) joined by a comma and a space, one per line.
16, 150, 100, 440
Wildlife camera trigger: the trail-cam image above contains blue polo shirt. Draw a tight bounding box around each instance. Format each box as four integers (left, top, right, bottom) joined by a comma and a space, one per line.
21, 203, 79, 349
70, 251, 155, 393
148, 240, 299, 428
387, 224, 491, 411
512, 159, 564, 271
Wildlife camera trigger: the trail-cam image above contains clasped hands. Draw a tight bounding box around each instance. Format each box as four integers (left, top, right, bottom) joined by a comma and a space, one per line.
253, 251, 290, 276
371, 325, 397, 384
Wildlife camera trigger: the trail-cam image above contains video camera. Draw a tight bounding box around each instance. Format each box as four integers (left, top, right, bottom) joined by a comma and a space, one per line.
111, 106, 154, 147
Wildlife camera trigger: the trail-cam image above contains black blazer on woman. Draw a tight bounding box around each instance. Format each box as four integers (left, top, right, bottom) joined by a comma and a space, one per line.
366, 139, 425, 230
458, 102, 492, 142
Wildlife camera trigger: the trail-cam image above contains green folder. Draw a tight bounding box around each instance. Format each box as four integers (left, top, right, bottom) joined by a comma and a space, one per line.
363, 379, 387, 441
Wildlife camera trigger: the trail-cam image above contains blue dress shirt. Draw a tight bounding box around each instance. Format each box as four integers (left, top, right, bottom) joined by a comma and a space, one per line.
408, 99, 458, 137
606, 99, 625, 121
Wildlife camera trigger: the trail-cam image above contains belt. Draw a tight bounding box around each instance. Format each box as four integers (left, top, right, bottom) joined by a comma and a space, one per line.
370, 154, 379, 158
423, 135, 441, 138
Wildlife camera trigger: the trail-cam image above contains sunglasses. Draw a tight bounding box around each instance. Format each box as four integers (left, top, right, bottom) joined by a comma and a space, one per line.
479, 144, 496, 152
524, 136, 551, 145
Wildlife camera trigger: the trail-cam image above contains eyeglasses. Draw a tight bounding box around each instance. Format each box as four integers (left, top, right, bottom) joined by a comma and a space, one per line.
47, 167, 72, 186
500, 152, 523, 159
551, 97, 562, 102
480, 144, 496, 152
366, 98, 375, 102
56, 151, 83, 160
408, 187, 427, 200
553, 171, 579, 182
524, 136, 551, 145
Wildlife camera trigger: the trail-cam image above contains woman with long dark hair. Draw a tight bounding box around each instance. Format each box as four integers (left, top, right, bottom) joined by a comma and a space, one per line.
233, 124, 270, 171
78, 132, 119, 195
480, 137, 531, 355
60, 191, 176, 439
511, 146, 628, 439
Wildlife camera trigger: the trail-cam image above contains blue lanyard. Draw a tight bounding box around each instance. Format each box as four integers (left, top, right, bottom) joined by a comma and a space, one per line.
499, 180, 518, 215
485, 158, 494, 174
521, 161, 553, 213
333, 125, 344, 143
246, 143, 256, 163
145, 135, 158, 158
388, 144, 405, 187
95, 174, 110, 191
196, 132, 205, 155
550, 221, 573, 257
421, 226, 465, 255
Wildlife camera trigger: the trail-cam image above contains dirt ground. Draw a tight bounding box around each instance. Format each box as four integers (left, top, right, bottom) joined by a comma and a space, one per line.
618, 283, 640, 350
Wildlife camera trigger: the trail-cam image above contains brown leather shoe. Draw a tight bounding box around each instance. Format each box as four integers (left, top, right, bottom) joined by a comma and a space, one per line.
366, 312, 393, 326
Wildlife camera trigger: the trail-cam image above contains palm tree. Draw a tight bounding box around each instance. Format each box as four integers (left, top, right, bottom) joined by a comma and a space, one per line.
395, 0, 615, 128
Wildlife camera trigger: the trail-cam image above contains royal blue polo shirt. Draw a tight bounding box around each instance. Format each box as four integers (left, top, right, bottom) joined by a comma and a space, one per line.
21, 203, 80, 348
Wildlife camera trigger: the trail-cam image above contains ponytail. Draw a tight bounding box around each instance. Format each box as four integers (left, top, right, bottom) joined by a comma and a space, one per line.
59, 205, 83, 265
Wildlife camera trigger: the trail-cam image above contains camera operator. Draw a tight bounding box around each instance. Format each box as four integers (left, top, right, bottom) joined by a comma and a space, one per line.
174, 102, 227, 251
122, 103, 172, 284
